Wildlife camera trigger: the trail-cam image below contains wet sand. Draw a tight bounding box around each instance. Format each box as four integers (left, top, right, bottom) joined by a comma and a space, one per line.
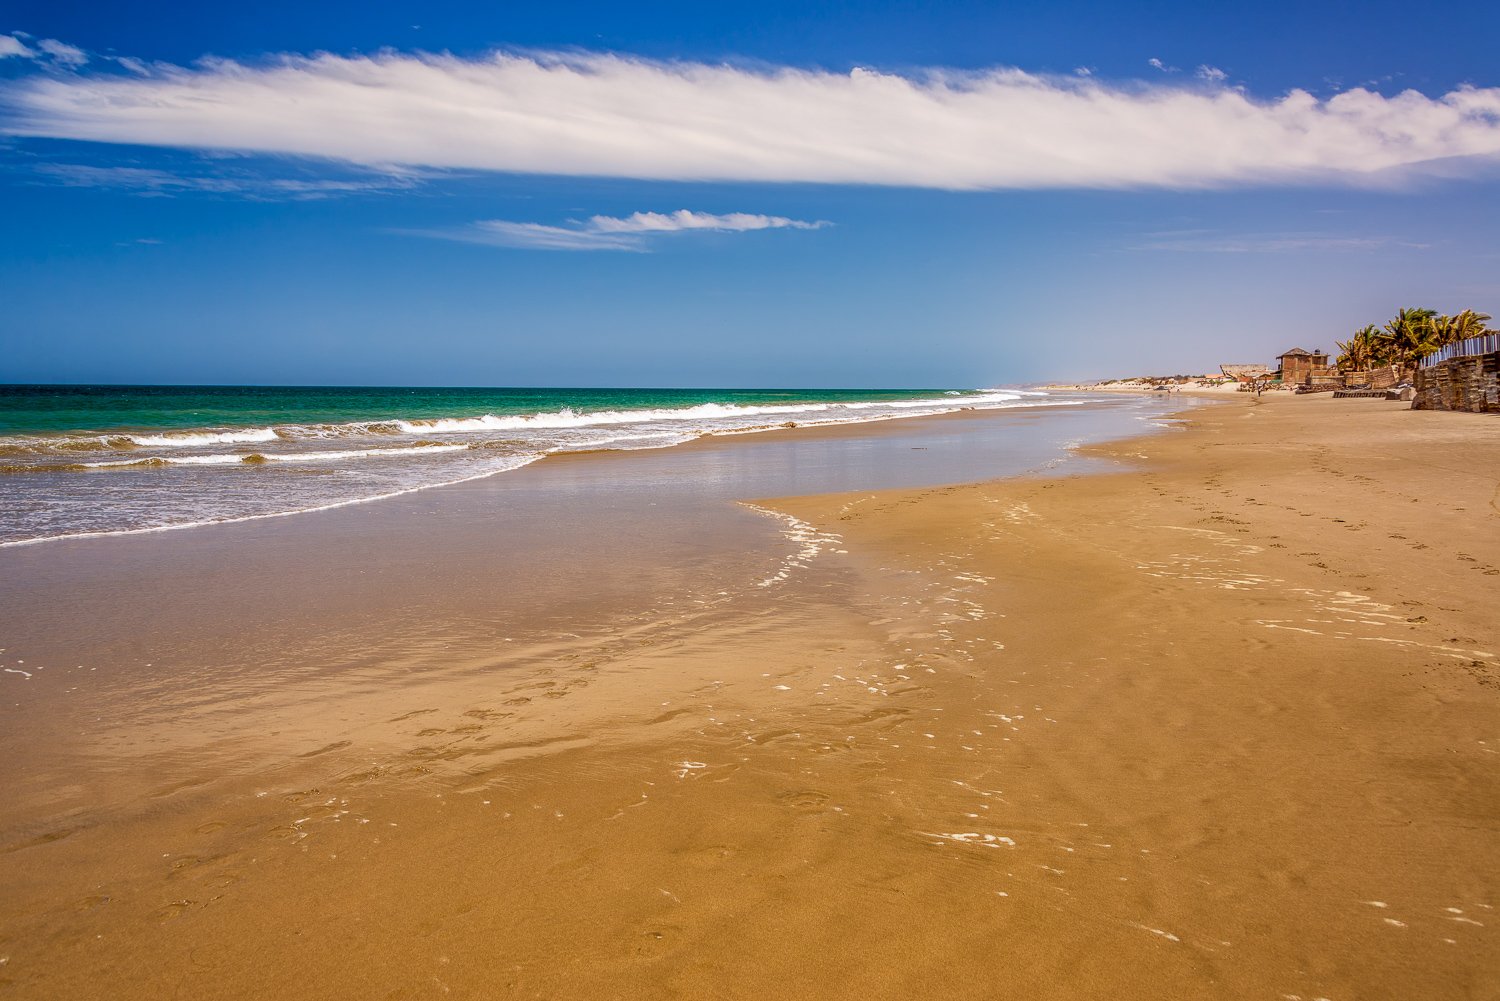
1, 394, 1496, 999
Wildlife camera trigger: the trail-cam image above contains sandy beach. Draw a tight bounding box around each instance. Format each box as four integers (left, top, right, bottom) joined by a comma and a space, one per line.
1, 394, 1496, 1000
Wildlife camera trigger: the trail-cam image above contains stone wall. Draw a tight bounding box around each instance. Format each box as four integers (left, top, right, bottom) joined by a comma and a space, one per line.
1412, 351, 1500, 413
1366, 365, 1400, 391
1332, 366, 1400, 392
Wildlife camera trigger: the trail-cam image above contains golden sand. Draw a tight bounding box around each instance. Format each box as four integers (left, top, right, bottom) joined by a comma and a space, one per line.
1, 394, 1496, 999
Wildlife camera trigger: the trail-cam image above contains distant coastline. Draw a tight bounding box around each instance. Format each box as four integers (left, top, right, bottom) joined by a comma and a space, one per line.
1036, 375, 1246, 397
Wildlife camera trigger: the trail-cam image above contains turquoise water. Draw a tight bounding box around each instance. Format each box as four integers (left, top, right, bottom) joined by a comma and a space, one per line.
0, 384, 1076, 546
0, 385, 988, 437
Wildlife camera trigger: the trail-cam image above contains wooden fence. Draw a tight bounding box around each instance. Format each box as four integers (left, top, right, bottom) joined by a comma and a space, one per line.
1420, 333, 1500, 368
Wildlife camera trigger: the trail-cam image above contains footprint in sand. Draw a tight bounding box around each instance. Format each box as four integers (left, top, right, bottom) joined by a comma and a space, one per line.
464, 708, 511, 721
3, 826, 81, 853
203, 870, 244, 890
779, 790, 832, 811
298, 740, 351, 758
153, 899, 195, 920
388, 708, 438, 723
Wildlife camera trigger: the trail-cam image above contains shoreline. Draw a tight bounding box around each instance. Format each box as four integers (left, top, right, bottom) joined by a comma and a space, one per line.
0, 395, 1174, 845
0, 392, 1096, 550
1, 392, 1496, 999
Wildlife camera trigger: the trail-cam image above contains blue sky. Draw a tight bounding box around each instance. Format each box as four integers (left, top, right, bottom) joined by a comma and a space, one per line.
3, 1, 1498, 387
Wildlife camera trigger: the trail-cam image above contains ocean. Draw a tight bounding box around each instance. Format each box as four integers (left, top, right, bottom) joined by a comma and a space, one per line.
0, 384, 1079, 546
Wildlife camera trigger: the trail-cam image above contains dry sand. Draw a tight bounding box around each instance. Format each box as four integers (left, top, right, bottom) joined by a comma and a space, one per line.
1, 394, 1496, 999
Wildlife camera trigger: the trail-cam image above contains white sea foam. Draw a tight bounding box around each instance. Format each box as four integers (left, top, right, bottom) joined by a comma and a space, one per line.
0, 453, 541, 548
920, 831, 1017, 848
249, 444, 468, 462
390, 393, 1025, 434
394, 404, 806, 433
128, 428, 281, 447
80, 443, 467, 468
83, 453, 248, 467
740, 505, 843, 587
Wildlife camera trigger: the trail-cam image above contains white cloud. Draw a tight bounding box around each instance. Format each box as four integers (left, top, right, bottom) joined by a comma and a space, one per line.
0, 35, 33, 59
35, 39, 87, 67
3, 48, 1500, 190
1148, 57, 1172, 72
418, 210, 829, 251
1197, 65, 1227, 83
587, 209, 826, 234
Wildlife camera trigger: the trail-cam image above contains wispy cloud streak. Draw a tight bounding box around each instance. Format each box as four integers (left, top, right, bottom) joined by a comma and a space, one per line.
2, 33, 86, 65
2, 47, 1499, 190
34, 39, 87, 67
415, 210, 829, 251
1132, 230, 1431, 252
588, 209, 826, 234
32, 162, 426, 199
0, 35, 31, 59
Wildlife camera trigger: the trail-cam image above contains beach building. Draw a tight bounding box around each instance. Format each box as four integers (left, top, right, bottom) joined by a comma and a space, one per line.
1275, 347, 1330, 386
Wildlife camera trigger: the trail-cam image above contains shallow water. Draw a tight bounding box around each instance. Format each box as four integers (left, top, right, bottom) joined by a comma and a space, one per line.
0, 394, 1189, 686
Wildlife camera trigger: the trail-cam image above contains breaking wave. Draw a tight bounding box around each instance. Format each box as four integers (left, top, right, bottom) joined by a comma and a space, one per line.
72, 443, 469, 470
128, 428, 282, 447
388, 393, 1023, 434
0, 392, 1028, 458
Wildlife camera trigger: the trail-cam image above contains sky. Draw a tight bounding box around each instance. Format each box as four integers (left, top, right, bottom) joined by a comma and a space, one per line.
2, 1, 1498, 388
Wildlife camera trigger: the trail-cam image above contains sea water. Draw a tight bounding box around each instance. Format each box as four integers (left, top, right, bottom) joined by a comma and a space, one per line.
0, 384, 1081, 545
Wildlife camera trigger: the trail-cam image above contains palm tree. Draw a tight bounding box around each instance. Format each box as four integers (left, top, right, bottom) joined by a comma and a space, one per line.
1380, 307, 1438, 372
1430, 309, 1494, 347
1335, 324, 1382, 371
1456, 309, 1494, 339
